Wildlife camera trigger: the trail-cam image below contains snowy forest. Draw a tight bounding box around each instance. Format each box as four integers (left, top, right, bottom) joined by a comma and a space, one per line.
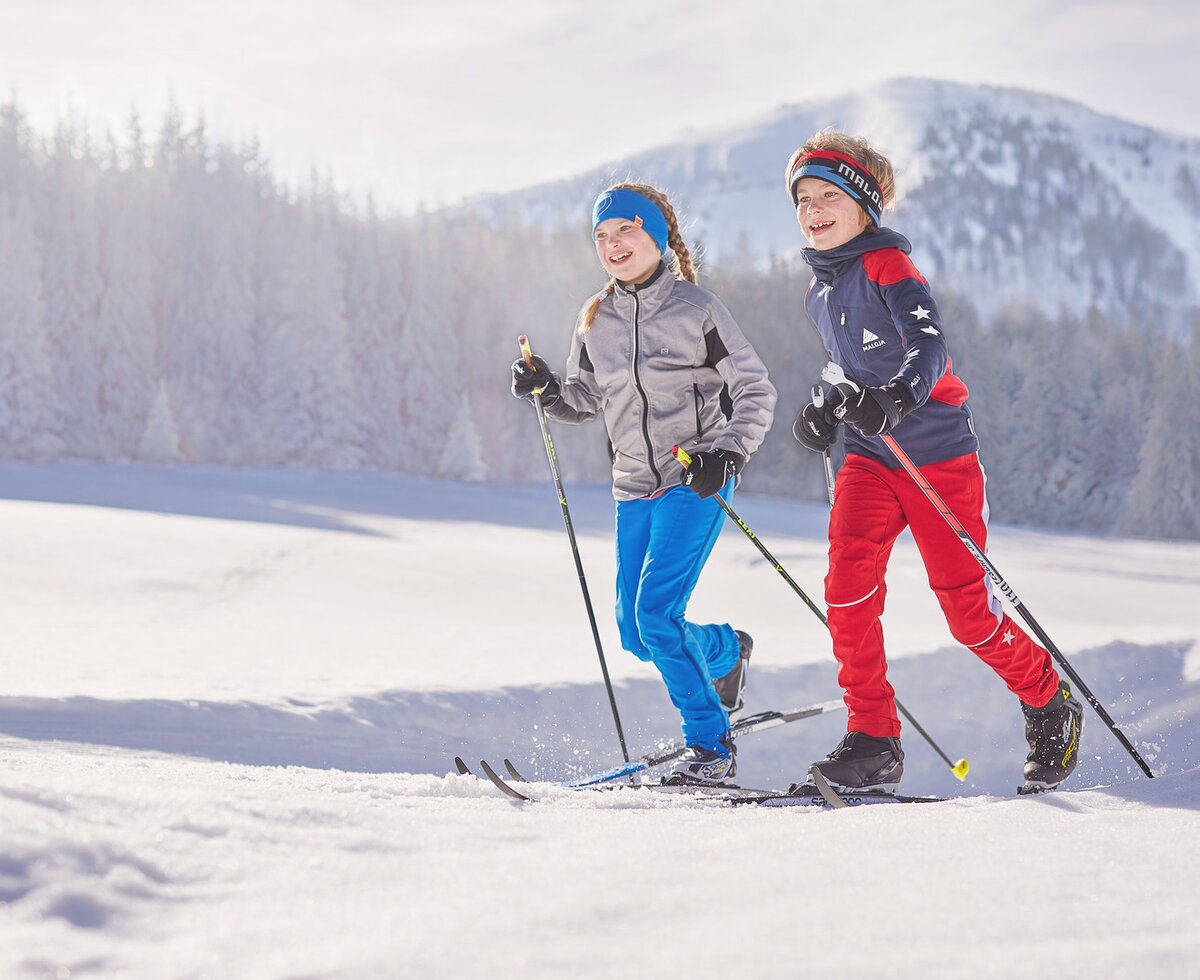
0, 101, 1196, 539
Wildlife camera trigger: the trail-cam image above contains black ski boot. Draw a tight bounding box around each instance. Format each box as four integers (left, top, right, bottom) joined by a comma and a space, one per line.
806, 731, 904, 794
1021, 682, 1083, 793
713, 630, 753, 720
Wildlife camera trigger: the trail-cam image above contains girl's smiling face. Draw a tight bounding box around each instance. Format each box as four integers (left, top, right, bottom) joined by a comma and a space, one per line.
594, 218, 662, 284
793, 177, 870, 250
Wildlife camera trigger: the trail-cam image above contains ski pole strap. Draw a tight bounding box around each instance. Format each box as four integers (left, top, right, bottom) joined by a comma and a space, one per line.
673, 445, 693, 468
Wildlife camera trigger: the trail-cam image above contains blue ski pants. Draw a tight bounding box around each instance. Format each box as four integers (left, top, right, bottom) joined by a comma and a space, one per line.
614, 479, 740, 751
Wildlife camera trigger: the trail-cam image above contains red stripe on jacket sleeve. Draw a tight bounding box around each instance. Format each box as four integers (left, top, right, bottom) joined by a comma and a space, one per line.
863, 249, 927, 287
929, 356, 970, 406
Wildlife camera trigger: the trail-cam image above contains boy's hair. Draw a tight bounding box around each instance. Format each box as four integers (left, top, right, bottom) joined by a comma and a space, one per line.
784, 130, 896, 223
580, 182, 696, 332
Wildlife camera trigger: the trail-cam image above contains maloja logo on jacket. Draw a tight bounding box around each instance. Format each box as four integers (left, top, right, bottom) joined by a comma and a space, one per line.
862, 328, 886, 352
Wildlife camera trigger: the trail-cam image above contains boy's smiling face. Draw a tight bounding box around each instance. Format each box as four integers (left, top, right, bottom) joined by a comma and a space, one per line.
793, 177, 870, 250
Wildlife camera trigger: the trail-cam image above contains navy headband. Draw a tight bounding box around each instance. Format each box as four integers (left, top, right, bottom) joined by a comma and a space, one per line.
592, 188, 669, 253
789, 150, 884, 226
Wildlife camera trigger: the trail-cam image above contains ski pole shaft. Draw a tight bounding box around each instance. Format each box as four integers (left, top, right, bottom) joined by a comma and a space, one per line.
672, 446, 968, 780
820, 362, 1154, 779
518, 336, 630, 762
677, 448, 826, 623
811, 384, 836, 506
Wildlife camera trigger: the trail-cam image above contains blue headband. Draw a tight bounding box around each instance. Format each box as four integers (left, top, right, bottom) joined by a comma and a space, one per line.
591, 188, 669, 253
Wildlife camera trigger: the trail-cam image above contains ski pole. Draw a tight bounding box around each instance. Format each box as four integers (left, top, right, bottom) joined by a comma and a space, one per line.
672, 446, 969, 780
820, 362, 1154, 779
811, 384, 836, 506
519, 336, 629, 763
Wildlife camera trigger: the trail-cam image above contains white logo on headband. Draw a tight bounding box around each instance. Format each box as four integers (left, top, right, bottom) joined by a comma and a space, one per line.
835, 161, 883, 208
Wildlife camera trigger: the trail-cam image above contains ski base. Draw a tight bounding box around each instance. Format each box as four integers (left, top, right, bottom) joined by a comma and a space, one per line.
456, 759, 942, 808
731, 782, 943, 808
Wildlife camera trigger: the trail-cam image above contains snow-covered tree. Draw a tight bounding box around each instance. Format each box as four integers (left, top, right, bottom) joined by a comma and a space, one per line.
39, 119, 105, 456
94, 127, 161, 458
0, 187, 60, 458
340, 198, 406, 467
138, 381, 184, 462
393, 212, 460, 472
437, 392, 487, 481
254, 189, 364, 469
158, 129, 259, 463
1122, 322, 1200, 539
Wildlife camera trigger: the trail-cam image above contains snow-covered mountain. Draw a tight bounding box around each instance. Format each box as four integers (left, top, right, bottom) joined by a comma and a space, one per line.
471, 77, 1200, 323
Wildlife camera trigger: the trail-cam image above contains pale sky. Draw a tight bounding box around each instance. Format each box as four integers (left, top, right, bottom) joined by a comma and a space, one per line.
3, 0, 1199, 213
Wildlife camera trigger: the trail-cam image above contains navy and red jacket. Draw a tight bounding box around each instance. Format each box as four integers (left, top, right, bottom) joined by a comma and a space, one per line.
802, 228, 978, 468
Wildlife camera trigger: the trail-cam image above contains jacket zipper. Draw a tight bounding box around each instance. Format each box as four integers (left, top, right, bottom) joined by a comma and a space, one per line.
630, 291, 662, 491
693, 383, 704, 436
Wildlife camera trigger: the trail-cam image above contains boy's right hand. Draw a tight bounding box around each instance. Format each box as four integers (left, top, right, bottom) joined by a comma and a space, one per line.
793, 400, 840, 453
511, 355, 560, 403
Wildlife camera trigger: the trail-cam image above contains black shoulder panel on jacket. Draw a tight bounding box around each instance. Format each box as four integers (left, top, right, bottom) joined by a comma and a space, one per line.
704, 327, 729, 366
580, 341, 594, 373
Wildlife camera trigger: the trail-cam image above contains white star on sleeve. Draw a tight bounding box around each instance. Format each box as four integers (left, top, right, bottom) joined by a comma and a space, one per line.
910, 305, 931, 321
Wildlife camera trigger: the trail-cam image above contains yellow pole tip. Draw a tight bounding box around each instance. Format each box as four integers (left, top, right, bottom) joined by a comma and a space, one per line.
952, 759, 970, 780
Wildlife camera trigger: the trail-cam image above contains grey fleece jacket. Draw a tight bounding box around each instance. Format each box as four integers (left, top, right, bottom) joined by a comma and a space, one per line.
545, 264, 777, 501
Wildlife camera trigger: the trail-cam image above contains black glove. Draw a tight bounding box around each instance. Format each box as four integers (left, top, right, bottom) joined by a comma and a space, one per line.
793, 398, 841, 453
682, 449, 745, 499
835, 382, 916, 437
510, 355, 560, 404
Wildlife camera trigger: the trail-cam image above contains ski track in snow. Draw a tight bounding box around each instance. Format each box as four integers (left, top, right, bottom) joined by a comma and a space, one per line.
1, 462, 1198, 979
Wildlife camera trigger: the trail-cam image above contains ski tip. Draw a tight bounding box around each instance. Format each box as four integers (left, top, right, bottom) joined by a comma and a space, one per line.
479, 759, 531, 802
453, 756, 472, 777
808, 768, 849, 809
952, 758, 970, 781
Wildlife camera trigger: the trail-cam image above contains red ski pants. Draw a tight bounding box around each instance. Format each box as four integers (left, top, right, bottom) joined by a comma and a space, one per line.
826, 453, 1059, 737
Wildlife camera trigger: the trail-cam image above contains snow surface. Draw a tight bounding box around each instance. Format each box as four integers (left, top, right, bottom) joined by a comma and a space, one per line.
1, 463, 1198, 979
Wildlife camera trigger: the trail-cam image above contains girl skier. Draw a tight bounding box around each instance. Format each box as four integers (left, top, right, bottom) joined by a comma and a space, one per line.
511, 182, 776, 784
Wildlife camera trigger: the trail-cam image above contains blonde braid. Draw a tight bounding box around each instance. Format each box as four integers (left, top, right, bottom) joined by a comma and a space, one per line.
579, 281, 616, 332
580, 181, 695, 331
